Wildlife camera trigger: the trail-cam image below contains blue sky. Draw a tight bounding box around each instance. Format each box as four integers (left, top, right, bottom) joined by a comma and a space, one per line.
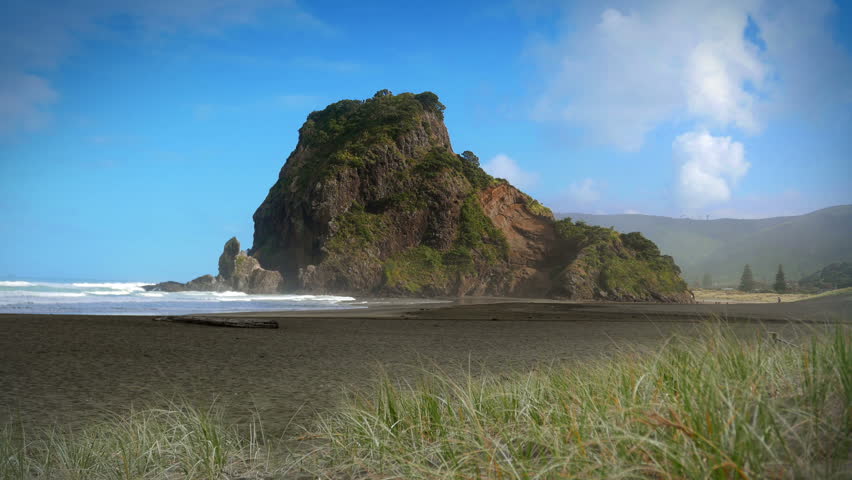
1, 0, 850, 281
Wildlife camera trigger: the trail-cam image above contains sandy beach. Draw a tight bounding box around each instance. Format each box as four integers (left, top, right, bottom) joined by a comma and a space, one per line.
1, 296, 848, 438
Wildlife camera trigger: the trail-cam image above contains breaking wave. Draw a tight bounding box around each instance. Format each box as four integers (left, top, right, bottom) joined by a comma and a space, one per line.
0, 280, 361, 315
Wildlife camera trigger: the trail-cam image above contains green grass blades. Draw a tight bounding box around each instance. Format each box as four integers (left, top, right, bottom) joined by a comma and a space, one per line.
0, 402, 268, 479
3, 326, 850, 479
300, 325, 852, 479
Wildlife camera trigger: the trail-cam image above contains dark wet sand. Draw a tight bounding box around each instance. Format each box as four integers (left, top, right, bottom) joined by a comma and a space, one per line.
1, 296, 848, 437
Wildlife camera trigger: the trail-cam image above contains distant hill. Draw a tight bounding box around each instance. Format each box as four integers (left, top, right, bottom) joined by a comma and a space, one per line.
800, 262, 852, 291
557, 205, 852, 286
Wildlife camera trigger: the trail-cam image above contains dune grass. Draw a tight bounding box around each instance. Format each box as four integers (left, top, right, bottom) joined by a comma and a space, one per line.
2, 325, 850, 479
298, 325, 851, 479
0, 402, 270, 480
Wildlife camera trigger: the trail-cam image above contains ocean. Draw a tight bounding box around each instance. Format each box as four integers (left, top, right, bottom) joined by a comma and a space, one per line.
0, 280, 368, 315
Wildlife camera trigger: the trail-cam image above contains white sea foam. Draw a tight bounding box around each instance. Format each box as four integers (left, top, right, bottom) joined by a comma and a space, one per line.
0, 291, 88, 298
72, 282, 149, 291
0, 281, 35, 287
88, 290, 138, 296
0, 280, 372, 315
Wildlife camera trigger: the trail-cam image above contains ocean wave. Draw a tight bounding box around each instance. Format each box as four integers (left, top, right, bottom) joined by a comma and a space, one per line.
71, 282, 149, 291
0, 281, 36, 287
0, 291, 88, 298
267, 294, 356, 302
88, 290, 139, 296
0, 280, 374, 314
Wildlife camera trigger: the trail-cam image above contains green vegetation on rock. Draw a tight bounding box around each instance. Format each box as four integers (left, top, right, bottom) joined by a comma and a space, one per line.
455, 196, 509, 263
414, 148, 497, 190
300, 90, 444, 150
290, 91, 447, 192
383, 246, 448, 294
327, 203, 386, 249
800, 262, 852, 291
554, 218, 688, 299
561, 205, 852, 285
525, 198, 553, 219
382, 196, 508, 294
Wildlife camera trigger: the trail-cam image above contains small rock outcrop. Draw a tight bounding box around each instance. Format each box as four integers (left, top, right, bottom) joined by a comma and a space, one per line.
216, 237, 284, 293
142, 281, 187, 293
185, 274, 221, 291
144, 238, 283, 294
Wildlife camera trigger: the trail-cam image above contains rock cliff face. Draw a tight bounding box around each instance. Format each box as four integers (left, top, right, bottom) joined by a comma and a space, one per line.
245, 90, 693, 302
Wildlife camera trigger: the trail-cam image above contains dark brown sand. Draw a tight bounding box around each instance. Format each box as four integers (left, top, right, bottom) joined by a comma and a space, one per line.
1, 296, 848, 437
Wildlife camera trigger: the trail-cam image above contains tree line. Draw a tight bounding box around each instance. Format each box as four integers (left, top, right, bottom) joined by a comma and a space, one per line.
737, 264, 787, 293
699, 265, 788, 293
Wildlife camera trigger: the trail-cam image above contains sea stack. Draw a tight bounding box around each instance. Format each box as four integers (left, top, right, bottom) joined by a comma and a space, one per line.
242, 90, 692, 302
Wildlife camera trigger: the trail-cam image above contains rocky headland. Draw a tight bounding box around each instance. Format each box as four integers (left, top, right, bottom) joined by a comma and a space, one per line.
146, 90, 692, 302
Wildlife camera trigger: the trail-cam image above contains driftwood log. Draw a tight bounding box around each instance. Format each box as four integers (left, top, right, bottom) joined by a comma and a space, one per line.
153, 316, 278, 329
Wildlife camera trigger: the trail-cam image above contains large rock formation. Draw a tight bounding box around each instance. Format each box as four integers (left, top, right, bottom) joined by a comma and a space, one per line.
244, 90, 693, 302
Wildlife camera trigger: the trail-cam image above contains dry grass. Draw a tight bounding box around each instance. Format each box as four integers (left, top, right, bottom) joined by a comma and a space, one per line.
693, 288, 816, 303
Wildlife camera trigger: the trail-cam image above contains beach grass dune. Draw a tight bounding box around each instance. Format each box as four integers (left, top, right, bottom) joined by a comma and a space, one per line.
2, 324, 850, 479
1, 403, 269, 480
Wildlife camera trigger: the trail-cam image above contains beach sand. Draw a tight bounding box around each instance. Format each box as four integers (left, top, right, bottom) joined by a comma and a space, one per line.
1, 296, 848, 437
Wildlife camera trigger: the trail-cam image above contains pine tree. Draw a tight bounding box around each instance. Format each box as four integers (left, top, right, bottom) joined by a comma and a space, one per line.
739, 264, 755, 292
702, 273, 713, 288
774, 264, 787, 293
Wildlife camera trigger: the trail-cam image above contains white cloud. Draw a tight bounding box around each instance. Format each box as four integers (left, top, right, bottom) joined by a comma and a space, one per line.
673, 130, 749, 210
531, 0, 851, 151
686, 39, 764, 132
567, 178, 600, 204
482, 154, 540, 190
0, 0, 329, 138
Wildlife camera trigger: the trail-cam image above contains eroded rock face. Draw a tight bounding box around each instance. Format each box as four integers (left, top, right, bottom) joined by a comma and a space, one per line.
215, 237, 283, 293
248, 269, 284, 294
147, 237, 284, 294
244, 91, 693, 302
218, 237, 240, 280
142, 281, 187, 292
185, 274, 224, 292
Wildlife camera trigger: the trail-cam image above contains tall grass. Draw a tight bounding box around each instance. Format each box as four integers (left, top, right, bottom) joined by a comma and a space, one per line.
300, 325, 851, 479
0, 402, 269, 479
3, 326, 849, 479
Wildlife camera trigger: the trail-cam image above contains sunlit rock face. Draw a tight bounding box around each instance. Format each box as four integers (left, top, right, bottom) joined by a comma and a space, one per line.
245, 90, 692, 302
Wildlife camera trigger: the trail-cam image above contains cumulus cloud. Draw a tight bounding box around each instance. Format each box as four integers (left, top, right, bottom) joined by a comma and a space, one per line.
673, 130, 749, 210
532, 0, 851, 151
482, 154, 540, 190
567, 178, 601, 204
